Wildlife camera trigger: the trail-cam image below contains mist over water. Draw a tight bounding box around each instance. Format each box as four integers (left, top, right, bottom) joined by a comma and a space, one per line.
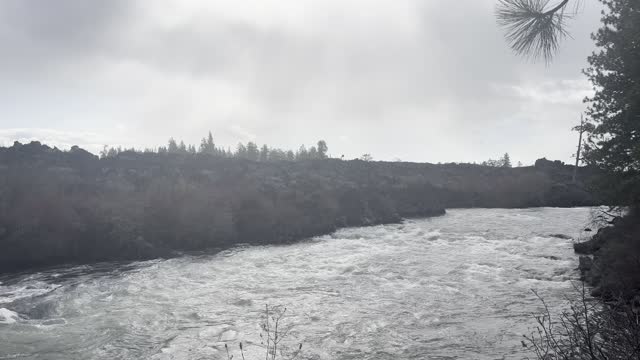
0, 208, 593, 359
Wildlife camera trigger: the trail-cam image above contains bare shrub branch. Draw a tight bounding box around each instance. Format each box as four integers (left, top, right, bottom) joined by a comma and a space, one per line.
525, 283, 640, 359
226, 304, 303, 360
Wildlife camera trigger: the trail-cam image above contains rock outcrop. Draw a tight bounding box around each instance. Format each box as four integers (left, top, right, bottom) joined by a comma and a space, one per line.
574, 210, 640, 299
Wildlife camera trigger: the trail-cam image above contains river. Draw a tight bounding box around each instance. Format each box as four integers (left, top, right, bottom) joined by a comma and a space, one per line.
0, 207, 594, 359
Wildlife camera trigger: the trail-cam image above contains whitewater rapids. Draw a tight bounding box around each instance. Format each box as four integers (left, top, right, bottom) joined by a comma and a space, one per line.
0, 208, 595, 359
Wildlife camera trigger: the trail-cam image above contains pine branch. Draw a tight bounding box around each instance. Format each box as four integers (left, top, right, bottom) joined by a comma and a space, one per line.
496, 0, 573, 63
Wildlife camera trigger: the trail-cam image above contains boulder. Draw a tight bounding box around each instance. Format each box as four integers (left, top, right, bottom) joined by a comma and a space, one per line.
574, 227, 611, 254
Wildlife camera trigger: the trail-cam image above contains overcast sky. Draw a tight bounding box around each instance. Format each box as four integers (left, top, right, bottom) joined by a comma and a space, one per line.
0, 0, 603, 164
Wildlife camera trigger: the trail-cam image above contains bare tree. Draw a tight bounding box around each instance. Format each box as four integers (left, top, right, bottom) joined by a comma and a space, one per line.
573, 114, 585, 182
360, 154, 373, 162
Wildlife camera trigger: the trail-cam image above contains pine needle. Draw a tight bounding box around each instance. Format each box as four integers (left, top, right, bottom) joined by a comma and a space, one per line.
496, 0, 574, 63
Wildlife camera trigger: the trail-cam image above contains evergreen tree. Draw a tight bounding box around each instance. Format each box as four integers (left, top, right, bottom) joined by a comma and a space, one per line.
286, 150, 295, 161
199, 138, 207, 153
317, 140, 328, 159
236, 143, 247, 159
308, 146, 318, 159
260, 144, 269, 162
99, 145, 109, 159
178, 140, 187, 154
583, 0, 640, 206
207, 131, 214, 149
199, 131, 216, 155
501, 153, 512, 168
168, 138, 179, 153
269, 148, 286, 161
297, 145, 308, 160
246, 142, 259, 161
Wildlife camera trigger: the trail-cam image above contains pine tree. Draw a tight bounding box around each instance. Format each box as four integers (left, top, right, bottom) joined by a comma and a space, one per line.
246, 142, 259, 161
308, 146, 318, 159
286, 150, 295, 161
317, 140, 328, 159
236, 143, 247, 159
199, 131, 216, 155
583, 0, 640, 206
206, 131, 215, 155
199, 138, 207, 153
501, 153, 512, 168
178, 140, 187, 154
260, 144, 269, 162
297, 145, 308, 160
168, 138, 179, 153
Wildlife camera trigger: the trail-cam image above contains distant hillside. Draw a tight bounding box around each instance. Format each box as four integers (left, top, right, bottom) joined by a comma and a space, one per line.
0, 141, 598, 272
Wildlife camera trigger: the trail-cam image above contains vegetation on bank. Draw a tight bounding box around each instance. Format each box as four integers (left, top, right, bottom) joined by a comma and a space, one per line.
224, 305, 303, 360
576, 208, 640, 298
100, 132, 518, 169
567, 0, 639, 305
0, 140, 594, 273
499, 0, 640, 358
99, 132, 330, 162
525, 284, 640, 359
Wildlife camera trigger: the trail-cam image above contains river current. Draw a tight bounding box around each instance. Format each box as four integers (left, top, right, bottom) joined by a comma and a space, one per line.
0, 208, 595, 359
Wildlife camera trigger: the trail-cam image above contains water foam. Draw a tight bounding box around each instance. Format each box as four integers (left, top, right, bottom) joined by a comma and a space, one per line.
0, 281, 60, 304
0, 308, 20, 324
0, 207, 595, 360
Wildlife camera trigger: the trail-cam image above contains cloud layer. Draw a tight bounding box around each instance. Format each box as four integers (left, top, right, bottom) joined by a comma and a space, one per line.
0, 0, 603, 163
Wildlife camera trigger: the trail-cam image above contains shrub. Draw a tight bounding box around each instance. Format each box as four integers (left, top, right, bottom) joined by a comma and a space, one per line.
225, 305, 303, 360
525, 285, 640, 359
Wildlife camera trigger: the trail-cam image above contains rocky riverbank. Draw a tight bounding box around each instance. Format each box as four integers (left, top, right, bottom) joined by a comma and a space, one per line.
575, 208, 640, 298
0, 141, 598, 273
